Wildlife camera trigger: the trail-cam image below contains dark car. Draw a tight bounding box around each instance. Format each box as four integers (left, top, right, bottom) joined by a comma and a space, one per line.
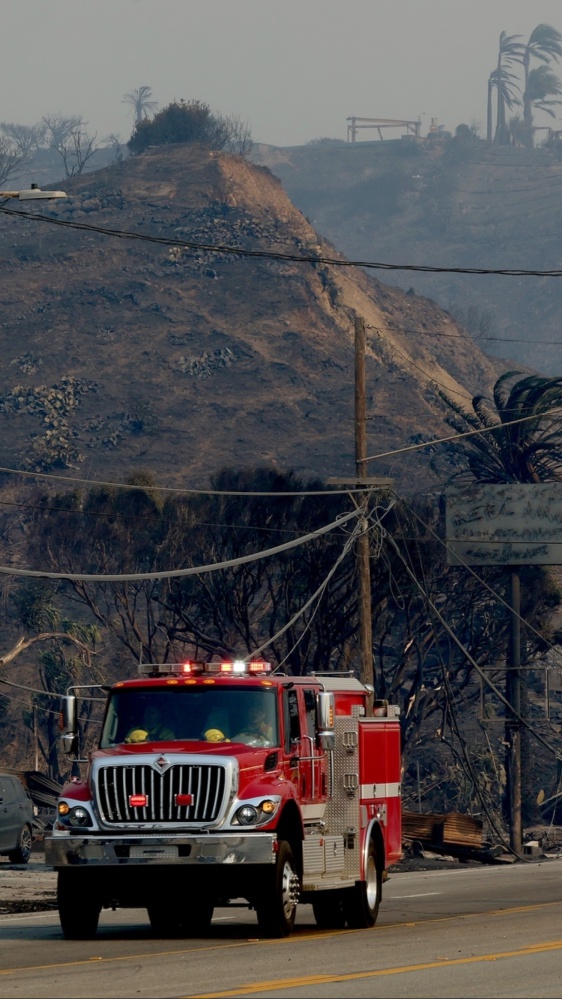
0, 773, 34, 864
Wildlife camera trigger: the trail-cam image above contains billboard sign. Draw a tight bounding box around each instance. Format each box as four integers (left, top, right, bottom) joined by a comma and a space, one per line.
446, 483, 562, 566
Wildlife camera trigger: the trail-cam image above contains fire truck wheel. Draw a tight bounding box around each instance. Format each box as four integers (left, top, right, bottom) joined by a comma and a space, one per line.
311, 891, 346, 929
344, 836, 382, 929
256, 840, 298, 938
57, 870, 101, 939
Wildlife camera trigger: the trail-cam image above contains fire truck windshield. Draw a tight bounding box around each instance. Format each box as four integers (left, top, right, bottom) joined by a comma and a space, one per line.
100, 686, 279, 748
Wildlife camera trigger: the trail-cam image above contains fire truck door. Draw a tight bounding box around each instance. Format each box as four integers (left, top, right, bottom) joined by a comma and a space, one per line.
286, 688, 326, 819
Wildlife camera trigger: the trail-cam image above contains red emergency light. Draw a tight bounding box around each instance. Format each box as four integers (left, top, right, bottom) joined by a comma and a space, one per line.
139, 659, 272, 678
139, 661, 205, 677
129, 794, 149, 807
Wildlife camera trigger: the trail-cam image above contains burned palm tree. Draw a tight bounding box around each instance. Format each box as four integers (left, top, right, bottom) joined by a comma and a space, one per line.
440, 372, 562, 483
122, 86, 158, 124
522, 24, 562, 146
487, 67, 520, 143
491, 31, 524, 144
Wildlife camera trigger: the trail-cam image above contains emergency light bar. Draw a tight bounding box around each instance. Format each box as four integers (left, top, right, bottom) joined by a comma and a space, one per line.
138, 659, 272, 677
204, 659, 272, 675
138, 662, 205, 677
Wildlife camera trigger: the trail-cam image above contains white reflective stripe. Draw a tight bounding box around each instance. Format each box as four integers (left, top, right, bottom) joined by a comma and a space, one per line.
360, 782, 401, 799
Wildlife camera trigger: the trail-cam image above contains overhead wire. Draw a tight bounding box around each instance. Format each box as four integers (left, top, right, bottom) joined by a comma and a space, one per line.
387, 496, 562, 761
385, 511, 562, 762
0, 463, 372, 498
367, 322, 562, 347
403, 497, 562, 667
4, 203, 562, 277
363, 406, 562, 464
272, 495, 396, 669
0, 675, 65, 709
391, 503, 516, 851
0, 508, 360, 582
0, 403, 557, 501
263, 511, 370, 667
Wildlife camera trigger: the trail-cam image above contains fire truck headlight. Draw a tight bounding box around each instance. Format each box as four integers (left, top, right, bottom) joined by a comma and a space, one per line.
235, 804, 259, 825
68, 806, 93, 828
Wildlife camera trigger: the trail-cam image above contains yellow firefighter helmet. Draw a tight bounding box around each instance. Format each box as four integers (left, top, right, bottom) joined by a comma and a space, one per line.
204, 728, 229, 743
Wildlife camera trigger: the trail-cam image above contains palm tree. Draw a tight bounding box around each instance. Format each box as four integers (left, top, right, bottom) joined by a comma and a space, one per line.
440, 372, 562, 483
487, 67, 520, 143
523, 66, 562, 144
522, 24, 562, 146
122, 86, 158, 124
492, 32, 524, 144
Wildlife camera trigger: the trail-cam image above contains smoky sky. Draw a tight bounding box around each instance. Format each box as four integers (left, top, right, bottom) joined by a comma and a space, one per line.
2, 0, 562, 147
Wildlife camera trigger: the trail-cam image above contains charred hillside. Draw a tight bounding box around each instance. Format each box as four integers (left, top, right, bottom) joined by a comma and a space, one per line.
0, 144, 503, 493
252, 139, 562, 377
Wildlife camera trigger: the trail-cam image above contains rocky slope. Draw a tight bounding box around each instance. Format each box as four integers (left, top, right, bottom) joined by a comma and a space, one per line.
0, 143, 504, 494
252, 139, 562, 377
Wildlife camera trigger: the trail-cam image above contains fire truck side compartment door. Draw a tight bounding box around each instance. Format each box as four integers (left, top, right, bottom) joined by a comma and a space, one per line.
359, 719, 402, 865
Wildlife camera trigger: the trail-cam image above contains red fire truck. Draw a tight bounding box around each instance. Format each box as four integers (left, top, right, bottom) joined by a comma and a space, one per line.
45, 659, 402, 939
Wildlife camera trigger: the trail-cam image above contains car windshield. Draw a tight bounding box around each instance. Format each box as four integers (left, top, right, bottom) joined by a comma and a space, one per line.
100, 686, 279, 748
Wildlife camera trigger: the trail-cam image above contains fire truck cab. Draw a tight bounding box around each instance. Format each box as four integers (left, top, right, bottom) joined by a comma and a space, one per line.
46, 660, 401, 939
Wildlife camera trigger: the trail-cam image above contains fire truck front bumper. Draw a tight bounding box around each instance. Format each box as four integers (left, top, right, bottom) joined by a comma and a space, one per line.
45, 833, 277, 868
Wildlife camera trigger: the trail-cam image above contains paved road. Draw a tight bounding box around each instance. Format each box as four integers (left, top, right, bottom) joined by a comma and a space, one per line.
1, 860, 562, 997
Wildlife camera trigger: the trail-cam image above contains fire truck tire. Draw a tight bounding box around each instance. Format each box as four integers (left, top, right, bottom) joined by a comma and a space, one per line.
256, 840, 298, 938
311, 891, 346, 929
344, 836, 382, 929
57, 870, 101, 939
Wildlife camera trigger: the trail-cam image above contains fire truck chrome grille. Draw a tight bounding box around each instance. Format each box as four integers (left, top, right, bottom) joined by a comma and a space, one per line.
96, 764, 227, 824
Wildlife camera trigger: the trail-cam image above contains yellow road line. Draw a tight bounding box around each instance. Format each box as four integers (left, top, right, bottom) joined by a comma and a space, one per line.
1, 899, 561, 978
186, 938, 562, 997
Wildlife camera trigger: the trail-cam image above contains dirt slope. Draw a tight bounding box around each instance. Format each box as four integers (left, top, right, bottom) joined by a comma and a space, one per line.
0, 143, 503, 493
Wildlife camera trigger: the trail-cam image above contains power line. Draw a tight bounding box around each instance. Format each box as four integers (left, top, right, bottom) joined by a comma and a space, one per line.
385, 529, 562, 762
0, 508, 360, 582
0, 496, 310, 536
4, 203, 562, 277
392, 510, 515, 852
0, 405, 558, 499
0, 464, 372, 498
363, 407, 562, 464
367, 322, 562, 347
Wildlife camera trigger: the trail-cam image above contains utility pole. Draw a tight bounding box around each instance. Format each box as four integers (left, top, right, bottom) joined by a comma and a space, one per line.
506, 567, 522, 854
328, 315, 392, 694
355, 315, 373, 692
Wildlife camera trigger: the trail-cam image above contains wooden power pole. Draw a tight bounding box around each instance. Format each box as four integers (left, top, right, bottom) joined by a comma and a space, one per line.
329, 315, 392, 694
355, 315, 374, 691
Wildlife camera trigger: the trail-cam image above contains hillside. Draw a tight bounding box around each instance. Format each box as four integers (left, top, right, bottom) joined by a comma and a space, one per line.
0, 143, 502, 494
252, 138, 562, 377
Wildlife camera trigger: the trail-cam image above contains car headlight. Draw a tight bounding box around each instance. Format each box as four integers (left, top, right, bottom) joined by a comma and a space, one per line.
68, 806, 93, 828
235, 804, 259, 825
232, 799, 280, 826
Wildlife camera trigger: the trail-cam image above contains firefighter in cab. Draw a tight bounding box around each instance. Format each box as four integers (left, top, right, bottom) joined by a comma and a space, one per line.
125, 704, 175, 743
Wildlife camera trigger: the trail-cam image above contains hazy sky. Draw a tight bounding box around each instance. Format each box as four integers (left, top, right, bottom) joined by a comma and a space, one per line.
3, 0, 562, 147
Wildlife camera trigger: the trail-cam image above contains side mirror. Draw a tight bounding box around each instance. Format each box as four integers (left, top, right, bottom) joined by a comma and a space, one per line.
59, 694, 78, 756
316, 691, 335, 751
